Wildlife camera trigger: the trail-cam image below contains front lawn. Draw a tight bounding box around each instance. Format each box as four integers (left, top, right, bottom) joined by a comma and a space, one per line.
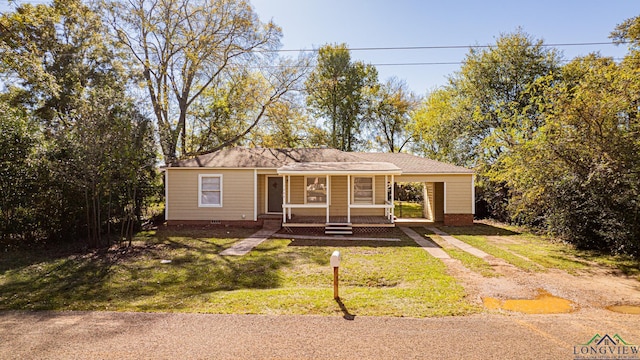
440, 221, 640, 278
0, 227, 477, 317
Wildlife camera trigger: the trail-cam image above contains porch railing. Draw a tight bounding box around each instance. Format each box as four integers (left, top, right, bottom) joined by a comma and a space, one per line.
282, 203, 329, 223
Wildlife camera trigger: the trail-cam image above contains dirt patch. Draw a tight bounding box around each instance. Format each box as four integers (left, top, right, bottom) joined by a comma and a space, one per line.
483, 289, 576, 314
607, 305, 640, 314
435, 236, 640, 314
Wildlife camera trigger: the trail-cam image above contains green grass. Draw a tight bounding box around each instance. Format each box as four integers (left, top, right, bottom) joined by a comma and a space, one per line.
439, 222, 638, 276
447, 234, 545, 272
411, 227, 499, 277
394, 201, 423, 218
447, 249, 500, 277
0, 227, 478, 317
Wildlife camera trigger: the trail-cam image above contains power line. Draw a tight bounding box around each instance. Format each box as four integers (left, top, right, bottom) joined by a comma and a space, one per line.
267, 41, 627, 53
371, 57, 625, 67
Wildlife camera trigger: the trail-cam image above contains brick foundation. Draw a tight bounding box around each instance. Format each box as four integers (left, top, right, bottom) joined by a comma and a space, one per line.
443, 214, 474, 226
166, 219, 263, 228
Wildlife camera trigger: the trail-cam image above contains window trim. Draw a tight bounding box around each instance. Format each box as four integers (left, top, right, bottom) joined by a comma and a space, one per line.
304, 175, 327, 204
198, 174, 223, 208
352, 176, 375, 204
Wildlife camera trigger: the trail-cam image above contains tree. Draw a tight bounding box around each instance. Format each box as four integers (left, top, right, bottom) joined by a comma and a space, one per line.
496, 53, 640, 254
412, 87, 476, 166
415, 30, 561, 220
248, 97, 323, 148
368, 77, 419, 152
1, 0, 158, 247
450, 29, 561, 166
305, 43, 378, 151
102, 0, 306, 164
0, 100, 41, 247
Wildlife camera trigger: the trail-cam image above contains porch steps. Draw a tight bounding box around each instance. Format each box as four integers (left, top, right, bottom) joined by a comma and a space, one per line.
325, 222, 353, 235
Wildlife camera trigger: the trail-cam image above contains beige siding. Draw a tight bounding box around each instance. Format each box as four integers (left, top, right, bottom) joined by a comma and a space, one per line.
257, 175, 265, 215
424, 182, 434, 220
330, 176, 347, 216
396, 174, 473, 214
374, 175, 387, 204
289, 176, 305, 204
288, 175, 324, 216
167, 169, 255, 221
434, 182, 445, 221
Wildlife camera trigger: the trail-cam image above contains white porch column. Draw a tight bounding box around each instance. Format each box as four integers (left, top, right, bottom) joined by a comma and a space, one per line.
287, 175, 292, 220
325, 174, 330, 223
384, 175, 389, 218
471, 175, 476, 215
391, 174, 395, 223
347, 175, 351, 223
443, 182, 447, 214
282, 175, 286, 224
253, 169, 257, 221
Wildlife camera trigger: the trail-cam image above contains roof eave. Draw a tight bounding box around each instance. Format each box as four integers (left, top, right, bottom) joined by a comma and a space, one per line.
277, 170, 402, 176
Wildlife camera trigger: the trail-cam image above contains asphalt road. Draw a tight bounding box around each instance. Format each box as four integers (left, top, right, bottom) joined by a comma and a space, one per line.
1, 309, 639, 359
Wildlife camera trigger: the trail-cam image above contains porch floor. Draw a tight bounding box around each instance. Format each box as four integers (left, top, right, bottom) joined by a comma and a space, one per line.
283, 215, 394, 227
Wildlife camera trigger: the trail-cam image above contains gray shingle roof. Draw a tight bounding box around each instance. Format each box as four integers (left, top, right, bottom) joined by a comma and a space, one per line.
352, 152, 474, 174
278, 161, 402, 174
169, 147, 363, 168
168, 147, 473, 174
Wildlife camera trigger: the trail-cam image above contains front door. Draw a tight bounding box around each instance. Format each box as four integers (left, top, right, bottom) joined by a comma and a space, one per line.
267, 176, 283, 213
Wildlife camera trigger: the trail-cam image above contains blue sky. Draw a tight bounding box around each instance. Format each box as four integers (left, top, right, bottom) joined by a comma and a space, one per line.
251, 0, 640, 94
2, 0, 639, 94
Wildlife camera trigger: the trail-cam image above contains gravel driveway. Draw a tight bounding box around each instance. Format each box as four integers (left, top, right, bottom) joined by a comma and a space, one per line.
2, 309, 639, 359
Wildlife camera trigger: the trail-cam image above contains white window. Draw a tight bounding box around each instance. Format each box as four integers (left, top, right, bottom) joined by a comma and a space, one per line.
305, 176, 327, 204
353, 177, 374, 204
199, 174, 223, 207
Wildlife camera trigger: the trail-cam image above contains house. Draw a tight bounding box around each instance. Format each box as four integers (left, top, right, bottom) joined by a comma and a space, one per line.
163, 147, 475, 231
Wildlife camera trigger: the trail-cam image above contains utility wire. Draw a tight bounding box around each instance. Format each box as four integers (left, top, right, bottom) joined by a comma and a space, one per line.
265, 41, 627, 53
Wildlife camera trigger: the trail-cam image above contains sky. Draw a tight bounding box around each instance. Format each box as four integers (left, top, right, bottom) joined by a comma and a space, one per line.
2, 0, 639, 94
251, 0, 640, 94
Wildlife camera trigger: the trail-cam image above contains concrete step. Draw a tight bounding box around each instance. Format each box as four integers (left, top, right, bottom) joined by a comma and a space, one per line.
325, 222, 353, 235
325, 230, 353, 235
325, 226, 352, 231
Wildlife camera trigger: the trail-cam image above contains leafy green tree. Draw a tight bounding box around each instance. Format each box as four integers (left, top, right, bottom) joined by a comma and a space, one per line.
498, 53, 640, 254
412, 87, 476, 165
368, 77, 419, 153
415, 30, 561, 219
306, 43, 378, 151
1, 0, 158, 247
0, 100, 40, 246
248, 98, 322, 148
451, 29, 561, 166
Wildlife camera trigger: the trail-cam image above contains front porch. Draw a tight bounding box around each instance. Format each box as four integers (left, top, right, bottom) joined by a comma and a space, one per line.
281, 215, 395, 228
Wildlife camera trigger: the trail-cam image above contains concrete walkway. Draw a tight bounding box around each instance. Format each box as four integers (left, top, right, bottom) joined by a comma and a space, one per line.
220, 228, 279, 256
399, 227, 450, 259
427, 226, 490, 259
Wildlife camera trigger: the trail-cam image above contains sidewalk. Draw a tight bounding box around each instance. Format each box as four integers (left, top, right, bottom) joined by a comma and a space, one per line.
220, 228, 279, 256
